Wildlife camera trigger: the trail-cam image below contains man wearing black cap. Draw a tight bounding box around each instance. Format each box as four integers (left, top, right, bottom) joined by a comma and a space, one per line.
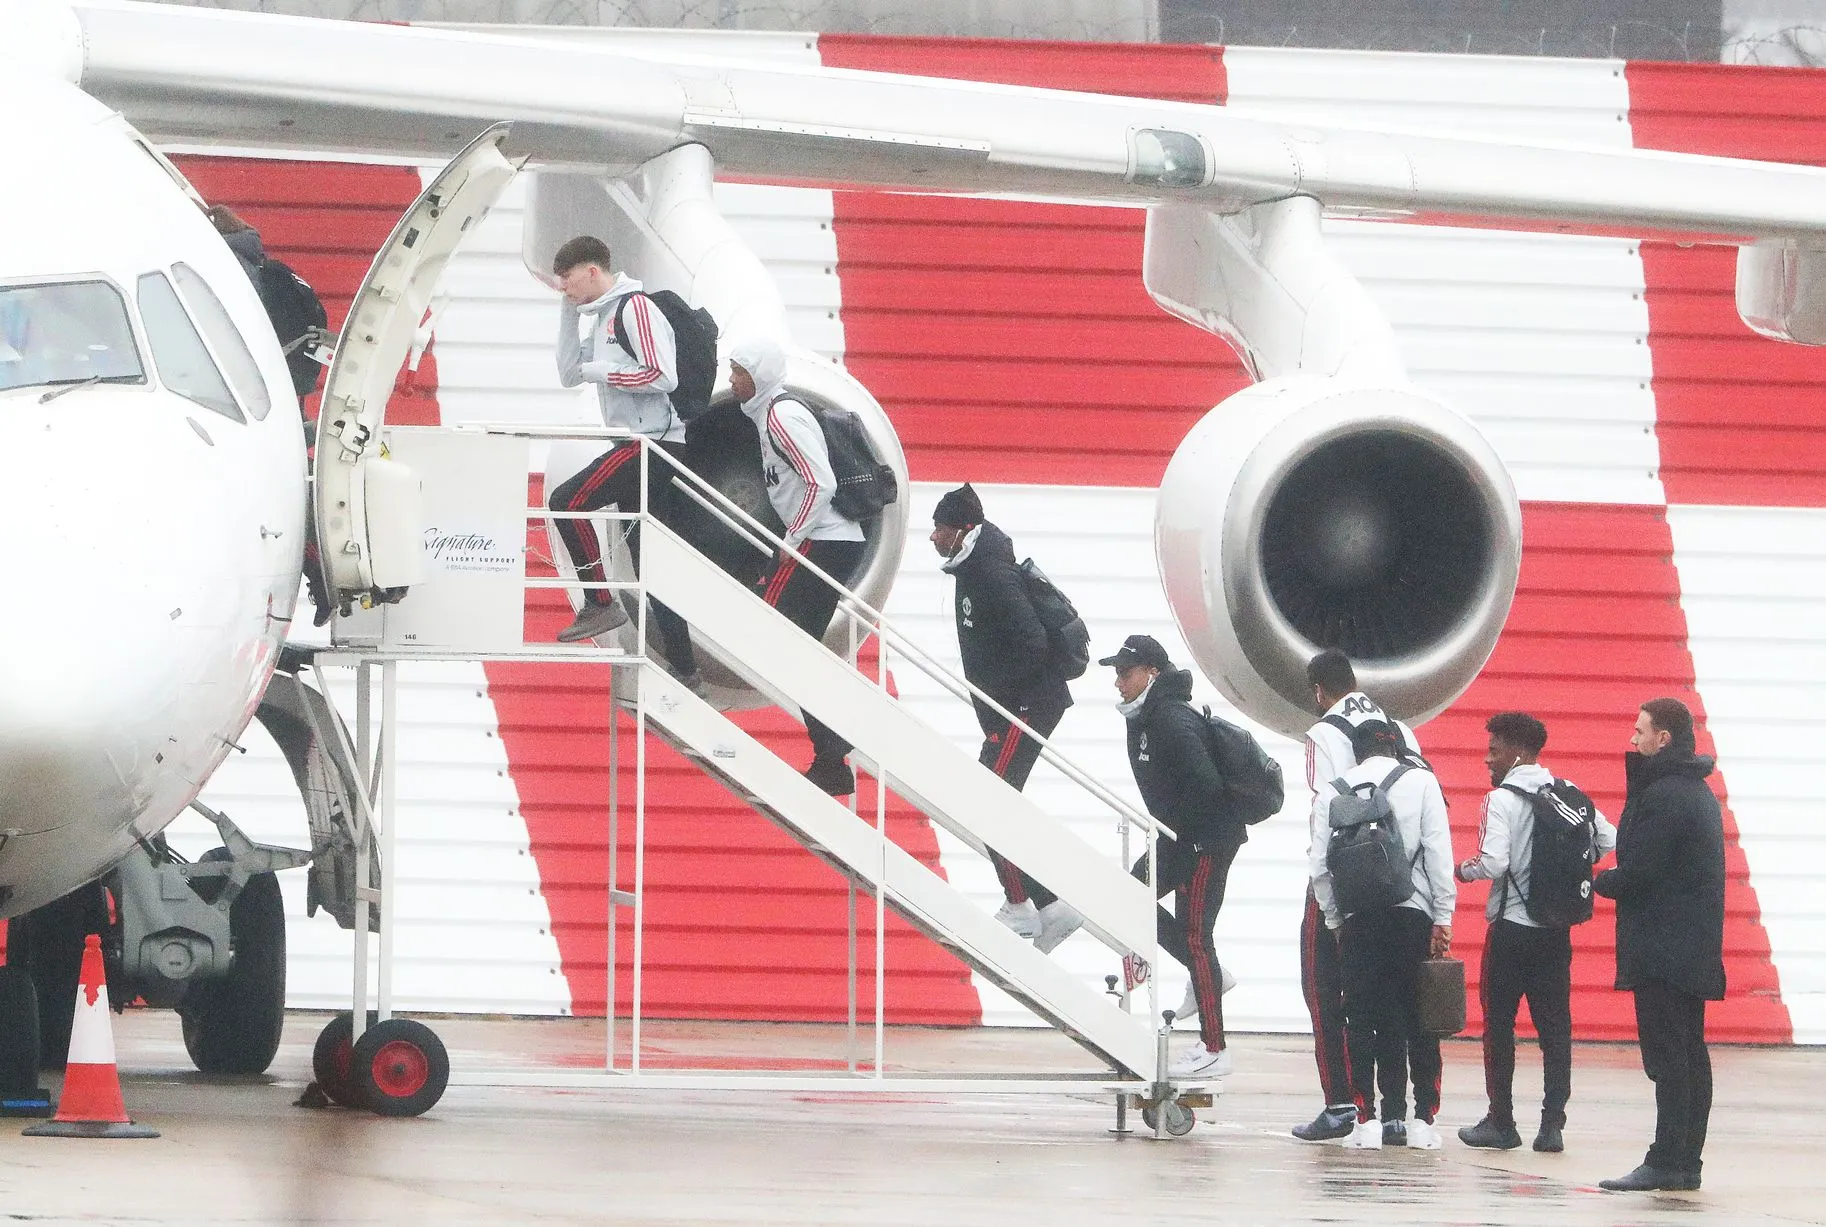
932, 484, 1081, 952
1103, 634, 1246, 1080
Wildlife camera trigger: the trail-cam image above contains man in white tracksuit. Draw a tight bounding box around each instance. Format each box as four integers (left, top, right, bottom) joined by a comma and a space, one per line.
1311, 719, 1456, 1151
544, 235, 699, 688
729, 335, 867, 797
1295, 649, 1427, 1143
1456, 710, 1616, 1154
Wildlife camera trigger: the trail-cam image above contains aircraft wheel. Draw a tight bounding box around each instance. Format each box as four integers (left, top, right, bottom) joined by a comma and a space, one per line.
10, 883, 110, 1070
311, 1011, 375, 1107
0, 964, 46, 1109
353, 1018, 448, 1117
180, 858, 286, 1075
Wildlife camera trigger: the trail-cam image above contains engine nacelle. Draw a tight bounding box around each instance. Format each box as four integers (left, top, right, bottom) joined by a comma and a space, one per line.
545, 348, 908, 710
1157, 377, 1520, 736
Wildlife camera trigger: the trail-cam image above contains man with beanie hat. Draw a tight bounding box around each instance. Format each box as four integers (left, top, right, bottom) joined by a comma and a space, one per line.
1104, 634, 1247, 1080
1596, 697, 1726, 1193
932, 484, 1081, 952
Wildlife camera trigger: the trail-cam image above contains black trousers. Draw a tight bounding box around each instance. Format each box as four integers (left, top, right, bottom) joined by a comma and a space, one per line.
1340, 904, 1442, 1123
1131, 828, 1242, 1052
981, 691, 1071, 910
1301, 887, 1354, 1107
756, 538, 867, 765
549, 439, 695, 674
1635, 978, 1712, 1173
1479, 918, 1573, 1129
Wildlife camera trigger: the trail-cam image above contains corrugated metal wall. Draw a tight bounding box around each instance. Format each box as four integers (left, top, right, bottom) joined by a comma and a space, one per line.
151, 34, 1826, 1045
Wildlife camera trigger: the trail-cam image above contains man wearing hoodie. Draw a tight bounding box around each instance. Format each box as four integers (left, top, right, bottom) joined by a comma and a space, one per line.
544, 236, 700, 693
930, 484, 1080, 952
1311, 719, 1456, 1151
729, 335, 867, 797
1456, 711, 1616, 1154
1103, 634, 1245, 1080
1594, 697, 1726, 1194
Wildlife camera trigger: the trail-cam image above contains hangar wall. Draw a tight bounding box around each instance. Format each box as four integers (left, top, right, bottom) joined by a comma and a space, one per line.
176, 34, 1826, 1044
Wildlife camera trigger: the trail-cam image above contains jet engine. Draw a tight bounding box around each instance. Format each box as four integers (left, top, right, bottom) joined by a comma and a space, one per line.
1156, 376, 1521, 737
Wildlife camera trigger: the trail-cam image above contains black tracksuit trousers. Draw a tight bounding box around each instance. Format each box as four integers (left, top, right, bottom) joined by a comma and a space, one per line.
981, 690, 1070, 910
1130, 829, 1242, 1053
1301, 887, 1354, 1107
756, 538, 867, 766
1340, 904, 1442, 1124
1479, 918, 1573, 1130
1635, 978, 1712, 1174
549, 439, 696, 674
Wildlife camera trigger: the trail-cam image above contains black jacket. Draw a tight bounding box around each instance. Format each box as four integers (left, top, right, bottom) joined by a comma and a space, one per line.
947, 521, 1070, 729
1593, 748, 1726, 1001
222, 228, 267, 287
1123, 667, 1244, 848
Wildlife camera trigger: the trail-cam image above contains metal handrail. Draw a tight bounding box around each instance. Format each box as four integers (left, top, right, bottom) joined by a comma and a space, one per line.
625, 433, 1172, 843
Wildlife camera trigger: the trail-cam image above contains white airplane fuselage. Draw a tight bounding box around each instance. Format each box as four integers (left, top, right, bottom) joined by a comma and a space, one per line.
0, 72, 306, 918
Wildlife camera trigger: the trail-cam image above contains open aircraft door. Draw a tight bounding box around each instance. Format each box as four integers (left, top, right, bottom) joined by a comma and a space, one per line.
313, 124, 524, 615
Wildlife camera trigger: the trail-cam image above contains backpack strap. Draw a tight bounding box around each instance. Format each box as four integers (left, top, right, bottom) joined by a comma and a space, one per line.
1322, 713, 1356, 741
1493, 781, 1544, 915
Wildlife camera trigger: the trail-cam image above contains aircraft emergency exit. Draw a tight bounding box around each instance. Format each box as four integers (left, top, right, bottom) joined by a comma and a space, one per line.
4, 0, 1826, 1092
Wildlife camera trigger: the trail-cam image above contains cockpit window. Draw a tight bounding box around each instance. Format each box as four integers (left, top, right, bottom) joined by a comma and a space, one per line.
171, 263, 271, 421
1129, 129, 1209, 189
137, 271, 244, 423
0, 281, 145, 394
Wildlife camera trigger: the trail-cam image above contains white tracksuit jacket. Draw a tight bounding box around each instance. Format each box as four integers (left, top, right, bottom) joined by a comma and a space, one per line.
1459, 762, 1617, 927
1310, 754, 1457, 930
757, 396, 864, 549
555, 275, 684, 443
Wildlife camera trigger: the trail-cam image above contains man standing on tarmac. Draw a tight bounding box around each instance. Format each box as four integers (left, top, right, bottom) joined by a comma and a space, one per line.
1456, 711, 1616, 1154
931, 484, 1081, 952
544, 235, 700, 693
1294, 649, 1426, 1142
1595, 697, 1726, 1193
1104, 634, 1246, 1080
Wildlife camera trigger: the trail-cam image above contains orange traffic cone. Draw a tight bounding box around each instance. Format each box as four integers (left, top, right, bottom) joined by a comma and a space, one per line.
24, 935, 157, 1138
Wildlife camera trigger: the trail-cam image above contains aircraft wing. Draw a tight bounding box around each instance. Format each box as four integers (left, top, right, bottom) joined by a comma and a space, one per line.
61, 0, 1826, 244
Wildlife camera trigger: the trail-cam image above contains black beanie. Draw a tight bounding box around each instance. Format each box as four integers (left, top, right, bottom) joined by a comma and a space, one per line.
933, 483, 983, 528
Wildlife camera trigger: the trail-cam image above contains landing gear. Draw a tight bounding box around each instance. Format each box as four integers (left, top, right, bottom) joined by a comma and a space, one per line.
0, 964, 51, 1116
9, 882, 112, 1070
312, 1012, 448, 1117
178, 850, 287, 1075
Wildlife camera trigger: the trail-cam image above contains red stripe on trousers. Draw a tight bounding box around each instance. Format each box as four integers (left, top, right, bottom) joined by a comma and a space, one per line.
1187, 856, 1222, 1051
764, 554, 799, 606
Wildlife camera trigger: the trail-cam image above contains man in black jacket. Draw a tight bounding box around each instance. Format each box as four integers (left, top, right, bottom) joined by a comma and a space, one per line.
932, 484, 1081, 952
1103, 633, 1245, 1080
1595, 697, 1726, 1193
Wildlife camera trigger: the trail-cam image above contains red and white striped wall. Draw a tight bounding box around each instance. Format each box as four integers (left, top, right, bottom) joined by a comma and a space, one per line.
174, 35, 1826, 1046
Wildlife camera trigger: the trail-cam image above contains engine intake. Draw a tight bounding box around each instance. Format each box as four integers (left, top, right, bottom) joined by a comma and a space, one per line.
1157, 377, 1520, 736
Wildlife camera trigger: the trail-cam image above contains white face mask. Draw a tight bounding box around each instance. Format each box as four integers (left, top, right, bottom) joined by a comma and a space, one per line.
1116, 676, 1155, 720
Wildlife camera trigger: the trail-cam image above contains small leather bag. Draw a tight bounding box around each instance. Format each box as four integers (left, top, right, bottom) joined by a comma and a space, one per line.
1417, 957, 1467, 1036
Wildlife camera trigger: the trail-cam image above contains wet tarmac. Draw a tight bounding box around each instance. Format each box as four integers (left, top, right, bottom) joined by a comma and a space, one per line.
1, 1011, 1820, 1225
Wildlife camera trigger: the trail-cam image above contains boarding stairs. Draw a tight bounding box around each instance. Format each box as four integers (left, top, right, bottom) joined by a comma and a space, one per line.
624, 481, 1167, 1080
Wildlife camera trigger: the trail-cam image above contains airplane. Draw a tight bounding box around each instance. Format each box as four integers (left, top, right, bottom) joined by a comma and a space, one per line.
4, 0, 1826, 1105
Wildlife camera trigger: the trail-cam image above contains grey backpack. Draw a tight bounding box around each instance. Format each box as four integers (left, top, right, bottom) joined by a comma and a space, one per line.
1325, 764, 1416, 918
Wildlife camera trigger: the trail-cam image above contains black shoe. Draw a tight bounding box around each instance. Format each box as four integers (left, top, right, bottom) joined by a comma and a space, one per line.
1381, 1119, 1407, 1147
1600, 1163, 1682, 1192
1292, 1105, 1357, 1142
1458, 1116, 1523, 1150
804, 757, 855, 797
1532, 1122, 1564, 1153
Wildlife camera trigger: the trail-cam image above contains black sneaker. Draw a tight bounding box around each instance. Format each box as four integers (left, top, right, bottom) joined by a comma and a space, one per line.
1458, 1116, 1523, 1150
1382, 1119, 1407, 1147
1292, 1104, 1357, 1142
1532, 1122, 1564, 1153
804, 757, 855, 797
1600, 1163, 1681, 1192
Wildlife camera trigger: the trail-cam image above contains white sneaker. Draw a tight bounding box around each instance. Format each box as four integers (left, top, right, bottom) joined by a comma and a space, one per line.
1168, 1041, 1233, 1080
1405, 1119, 1443, 1150
1034, 901, 1084, 953
1343, 1118, 1383, 1149
994, 898, 1042, 939
1175, 965, 1239, 1024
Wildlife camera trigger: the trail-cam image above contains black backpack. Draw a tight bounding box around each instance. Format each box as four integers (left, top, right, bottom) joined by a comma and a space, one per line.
256, 257, 328, 397
1017, 558, 1089, 680
769, 403, 899, 521
1325, 764, 1417, 917
612, 289, 718, 423
1199, 706, 1285, 824
1500, 779, 1600, 927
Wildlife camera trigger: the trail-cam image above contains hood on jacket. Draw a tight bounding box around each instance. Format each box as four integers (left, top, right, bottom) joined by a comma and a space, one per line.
577, 272, 643, 317
729, 332, 790, 422
1499, 762, 1555, 791
1133, 666, 1195, 720
223, 228, 266, 267
943, 519, 1011, 575
1624, 748, 1716, 798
